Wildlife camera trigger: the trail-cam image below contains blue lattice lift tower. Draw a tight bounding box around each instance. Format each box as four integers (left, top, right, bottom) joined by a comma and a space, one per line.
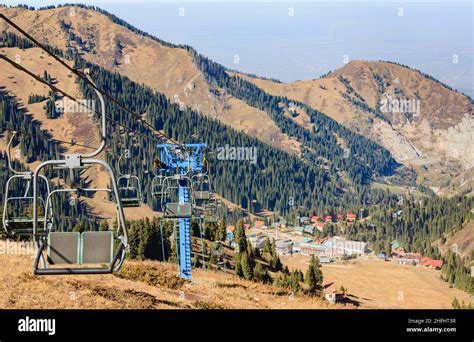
156, 143, 207, 280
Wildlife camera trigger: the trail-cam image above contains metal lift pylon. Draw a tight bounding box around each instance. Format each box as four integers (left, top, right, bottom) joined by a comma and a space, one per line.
157, 143, 207, 280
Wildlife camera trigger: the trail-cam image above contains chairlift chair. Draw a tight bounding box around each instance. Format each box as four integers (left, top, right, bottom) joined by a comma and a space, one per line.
34, 186, 126, 274
202, 197, 219, 224
2, 133, 53, 236
191, 172, 211, 202
161, 174, 194, 218
151, 174, 165, 198
31, 70, 129, 275
116, 154, 143, 208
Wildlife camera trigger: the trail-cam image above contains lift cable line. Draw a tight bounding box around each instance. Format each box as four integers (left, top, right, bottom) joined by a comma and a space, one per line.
0, 13, 185, 149
0, 53, 168, 150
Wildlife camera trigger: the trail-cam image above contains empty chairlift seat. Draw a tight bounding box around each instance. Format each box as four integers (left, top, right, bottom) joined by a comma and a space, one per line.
194, 190, 210, 201
192, 174, 211, 201
117, 174, 142, 208
165, 202, 192, 218
82, 231, 114, 264
48, 232, 80, 265
47, 231, 114, 265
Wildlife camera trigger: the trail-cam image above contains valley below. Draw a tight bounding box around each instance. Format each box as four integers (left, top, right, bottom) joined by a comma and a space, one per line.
280, 255, 472, 309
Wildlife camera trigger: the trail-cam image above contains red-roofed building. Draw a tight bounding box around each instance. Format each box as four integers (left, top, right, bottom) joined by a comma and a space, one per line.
226, 225, 235, 233
243, 224, 250, 230
310, 216, 319, 223
346, 213, 357, 221
324, 215, 333, 222
254, 220, 265, 228
336, 214, 343, 221
314, 221, 325, 232
421, 257, 443, 269
323, 281, 341, 303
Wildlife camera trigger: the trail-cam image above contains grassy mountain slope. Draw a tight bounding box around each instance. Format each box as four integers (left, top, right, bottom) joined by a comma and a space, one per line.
0, 46, 161, 221
0, 5, 300, 155
0, 254, 334, 309
0, 5, 403, 217
233, 61, 473, 195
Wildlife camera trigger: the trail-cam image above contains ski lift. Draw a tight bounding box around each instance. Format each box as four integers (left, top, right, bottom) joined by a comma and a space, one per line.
2, 132, 53, 236
116, 154, 142, 207
192, 172, 211, 201
161, 174, 194, 218
203, 199, 219, 224
151, 174, 165, 198
151, 156, 166, 199
31, 70, 129, 275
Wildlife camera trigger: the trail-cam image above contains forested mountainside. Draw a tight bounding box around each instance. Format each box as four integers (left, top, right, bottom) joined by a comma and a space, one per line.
235, 61, 474, 196
22, 3, 470, 197
1, 30, 472, 244
0, 31, 392, 218
76, 51, 395, 215
1, 5, 472, 198
0, 4, 400, 183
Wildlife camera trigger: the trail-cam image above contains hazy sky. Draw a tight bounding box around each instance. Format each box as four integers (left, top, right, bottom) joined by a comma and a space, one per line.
3, 1, 473, 95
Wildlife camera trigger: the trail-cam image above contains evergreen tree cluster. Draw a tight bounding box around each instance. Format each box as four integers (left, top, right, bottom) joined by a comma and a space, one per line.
441, 250, 473, 294
347, 194, 474, 257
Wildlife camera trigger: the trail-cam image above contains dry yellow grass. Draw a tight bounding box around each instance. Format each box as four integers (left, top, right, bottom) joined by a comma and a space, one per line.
0, 254, 334, 309
280, 254, 473, 309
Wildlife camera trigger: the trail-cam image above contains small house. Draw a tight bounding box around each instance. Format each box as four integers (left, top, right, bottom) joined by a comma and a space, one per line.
314, 221, 325, 232
323, 282, 341, 304
420, 257, 443, 269
304, 225, 316, 235
390, 239, 404, 252
299, 216, 310, 225
318, 255, 332, 263
346, 213, 357, 221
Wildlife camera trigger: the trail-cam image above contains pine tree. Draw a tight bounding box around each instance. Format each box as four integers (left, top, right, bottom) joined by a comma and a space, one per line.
451, 297, 461, 309
241, 251, 253, 280
234, 253, 243, 277
253, 263, 269, 283
234, 220, 247, 253
271, 251, 282, 271
289, 270, 301, 292
305, 255, 323, 294
263, 237, 272, 260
